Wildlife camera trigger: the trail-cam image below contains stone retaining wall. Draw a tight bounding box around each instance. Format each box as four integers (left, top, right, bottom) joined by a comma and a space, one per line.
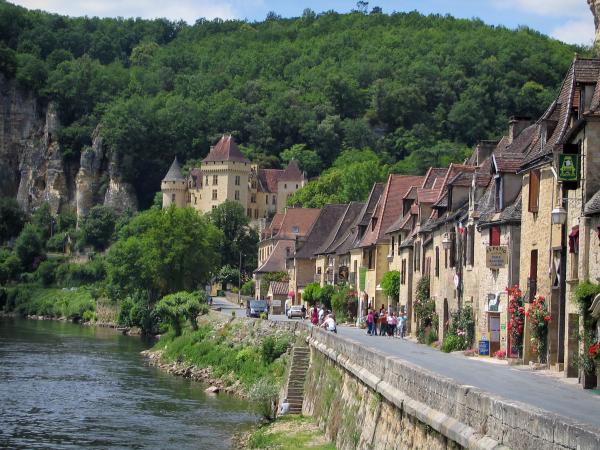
296, 325, 600, 450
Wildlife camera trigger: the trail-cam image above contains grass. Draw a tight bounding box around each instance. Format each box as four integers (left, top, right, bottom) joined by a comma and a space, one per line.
153, 316, 292, 389
1, 285, 96, 320
247, 416, 336, 450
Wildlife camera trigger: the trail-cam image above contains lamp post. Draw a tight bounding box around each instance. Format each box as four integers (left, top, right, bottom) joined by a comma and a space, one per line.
238, 251, 242, 306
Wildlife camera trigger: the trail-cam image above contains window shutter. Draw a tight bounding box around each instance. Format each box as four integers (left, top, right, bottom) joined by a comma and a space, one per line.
489, 226, 501, 246
528, 170, 540, 212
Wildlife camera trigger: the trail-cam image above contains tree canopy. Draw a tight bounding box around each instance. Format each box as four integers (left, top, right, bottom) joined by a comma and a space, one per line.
0, 2, 582, 207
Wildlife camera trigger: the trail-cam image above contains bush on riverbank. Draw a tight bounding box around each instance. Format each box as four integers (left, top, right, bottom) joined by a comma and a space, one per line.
243, 415, 335, 450
153, 315, 293, 391
0, 285, 95, 320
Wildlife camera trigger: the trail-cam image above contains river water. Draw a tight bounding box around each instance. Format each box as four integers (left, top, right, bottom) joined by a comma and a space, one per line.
0, 318, 259, 449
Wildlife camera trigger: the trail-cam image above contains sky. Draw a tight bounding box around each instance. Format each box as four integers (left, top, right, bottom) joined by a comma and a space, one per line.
9, 0, 596, 46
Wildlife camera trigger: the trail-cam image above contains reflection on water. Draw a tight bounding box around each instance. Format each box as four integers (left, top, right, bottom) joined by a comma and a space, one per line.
0, 318, 259, 449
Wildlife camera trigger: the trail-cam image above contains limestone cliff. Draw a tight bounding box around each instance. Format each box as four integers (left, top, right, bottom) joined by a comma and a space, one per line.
590, 0, 600, 44
0, 74, 137, 218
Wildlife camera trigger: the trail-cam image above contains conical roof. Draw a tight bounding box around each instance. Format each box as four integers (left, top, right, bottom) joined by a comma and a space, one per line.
163, 157, 185, 181
202, 135, 250, 163
280, 159, 303, 181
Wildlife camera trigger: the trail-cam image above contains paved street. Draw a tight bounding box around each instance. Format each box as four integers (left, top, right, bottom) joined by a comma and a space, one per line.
215, 297, 600, 428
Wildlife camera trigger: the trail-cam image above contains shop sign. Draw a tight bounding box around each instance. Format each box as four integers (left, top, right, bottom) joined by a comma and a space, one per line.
558, 154, 579, 182
479, 340, 490, 356
486, 246, 508, 269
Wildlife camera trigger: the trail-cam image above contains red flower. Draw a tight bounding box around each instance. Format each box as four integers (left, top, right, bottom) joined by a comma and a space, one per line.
544, 315, 551, 322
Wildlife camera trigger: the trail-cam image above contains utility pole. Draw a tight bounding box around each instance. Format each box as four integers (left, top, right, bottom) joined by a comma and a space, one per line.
238, 251, 242, 305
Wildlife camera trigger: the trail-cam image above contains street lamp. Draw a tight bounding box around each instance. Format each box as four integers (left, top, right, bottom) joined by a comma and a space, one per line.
551, 205, 567, 225
442, 233, 452, 250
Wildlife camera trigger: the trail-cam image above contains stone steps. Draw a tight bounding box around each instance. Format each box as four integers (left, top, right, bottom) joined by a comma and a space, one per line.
283, 344, 310, 415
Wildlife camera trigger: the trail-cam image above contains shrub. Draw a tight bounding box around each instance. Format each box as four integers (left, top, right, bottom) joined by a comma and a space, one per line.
155, 291, 205, 336
0, 250, 21, 284
79, 205, 117, 250
441, 334, 467, 353
303, 282, 321, 306
14, 224, 45, 270
241, 279, 255, 296
381, 270, 400, 300
447, 305, 475, 349
35, 259, 61, 286
249, 376, 280, 420
318, 284, 335, 310
261, 335, 291, 364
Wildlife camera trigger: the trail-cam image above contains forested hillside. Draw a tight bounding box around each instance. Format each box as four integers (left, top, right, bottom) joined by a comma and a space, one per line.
0, 1, 582, 207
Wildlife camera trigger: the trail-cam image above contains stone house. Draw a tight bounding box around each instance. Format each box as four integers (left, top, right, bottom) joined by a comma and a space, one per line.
254, 207, 320, 299
161, 135, 306, 228
267, 281, 289, 314
518, 57, 600, 372
355, 174, 424, 311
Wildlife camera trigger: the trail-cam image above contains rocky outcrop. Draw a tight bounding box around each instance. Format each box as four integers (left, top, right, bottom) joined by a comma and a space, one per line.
590, 0, 600, 44
0, 74, 137, 218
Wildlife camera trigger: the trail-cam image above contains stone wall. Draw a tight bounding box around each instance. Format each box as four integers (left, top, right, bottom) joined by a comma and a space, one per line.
302, 325, 600, 450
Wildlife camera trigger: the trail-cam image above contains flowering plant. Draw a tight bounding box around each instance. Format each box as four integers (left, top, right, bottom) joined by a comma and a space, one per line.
493, 349, 506, 359
525, 295, 551, 364
589, 343, 600, 361
506, 285, 525, 357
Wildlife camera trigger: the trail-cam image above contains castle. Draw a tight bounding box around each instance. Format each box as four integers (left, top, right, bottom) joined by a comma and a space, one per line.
161, 135, 306, 225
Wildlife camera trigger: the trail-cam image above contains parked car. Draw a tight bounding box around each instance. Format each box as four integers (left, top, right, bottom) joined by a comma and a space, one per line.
247, 299, 268, 318
287, 305, 305, 319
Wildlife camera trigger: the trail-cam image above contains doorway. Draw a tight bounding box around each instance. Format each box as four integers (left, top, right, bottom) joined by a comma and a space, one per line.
489, 313, 501, 355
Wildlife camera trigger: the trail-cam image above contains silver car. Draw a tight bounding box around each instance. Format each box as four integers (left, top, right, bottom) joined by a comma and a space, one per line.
287, 305, 305, 319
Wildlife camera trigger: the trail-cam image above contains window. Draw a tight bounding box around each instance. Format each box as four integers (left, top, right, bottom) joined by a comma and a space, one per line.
467, 225, 475, 266
371, 217, 378, 231
414, 243, 421, 272
254, 209, 258, 219
424, 257, 431, 276
205, 176, 209, 186
391, 236, 395, 255
296, 184, 298, 189
528, 249, 538, 301
266, 195, 269, 204
494, 176, 504, 212
401, 259, 407, 284
435, 247, 440, 277
444, 248, 448, 269
528, 169, 540, 213
247, 208, 252, 217
251, 194, 256, 203
235, 175, 240, 186
272, 196, 276, 205
212, 175, 218, 185
194, 196, 197, 205
284, 184, 287, 189
212, 189, 217, 200
397, 235, 401, 255
234, 190, 240, 200
212, 205, 216, 210
449, 237, 456, 268
489, 226, 501, 246
292, 226, 300, 234
368, 248, 374, 269
171, 193, 175, 202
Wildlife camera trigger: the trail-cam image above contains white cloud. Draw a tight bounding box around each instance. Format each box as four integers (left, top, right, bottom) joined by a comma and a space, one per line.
551, 18, 596, 45
10, 0, 239, 23
492, 0, 588, 18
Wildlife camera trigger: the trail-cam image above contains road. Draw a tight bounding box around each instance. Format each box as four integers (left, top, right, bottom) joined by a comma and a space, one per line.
214, 297, 600, 428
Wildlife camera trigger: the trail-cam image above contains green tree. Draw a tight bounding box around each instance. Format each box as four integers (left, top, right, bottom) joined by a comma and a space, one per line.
106, 206, 221, 303
216, 264, 240, 289
259, 272, 288, 298
381, 270, 400, 300
318, 284, 335, 310
31, 202, 53, 241
280, 144, 322, 177
302, 282, 321, 306
155, 291, 206, 336
79, 205, 117, 250
0, 198, 25, 243
209, 200, 258, 275
0, 249, 21, 284
14, 224, 45, 271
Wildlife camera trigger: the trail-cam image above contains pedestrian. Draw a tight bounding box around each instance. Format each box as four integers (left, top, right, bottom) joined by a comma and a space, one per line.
366, 309, 374, 335
372, 310, 379, 336
311, 306, 318, 325
321, 314, 337, 333
398, 312, 407, 338
387, 312, 397, 337
301, 304, 307, 321
318, 305, 325, 324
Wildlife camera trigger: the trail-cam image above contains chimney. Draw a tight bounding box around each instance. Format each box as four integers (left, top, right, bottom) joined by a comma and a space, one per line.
508, 116, 532, 144
475, 140, 498, 165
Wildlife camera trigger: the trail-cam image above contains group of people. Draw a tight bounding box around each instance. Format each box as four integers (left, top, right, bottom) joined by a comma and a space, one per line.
366, 305, 407, 338
310, 305, 337, 333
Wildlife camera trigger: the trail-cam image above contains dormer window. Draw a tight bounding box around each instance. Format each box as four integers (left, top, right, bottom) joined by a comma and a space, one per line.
494, 175, 504, 212
371, 217, 378, 231
292, 226, 299, 234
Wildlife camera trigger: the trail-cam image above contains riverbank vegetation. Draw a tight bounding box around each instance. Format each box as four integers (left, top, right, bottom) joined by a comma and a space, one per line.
242, 415, 335, 450
151, 314, 293, 396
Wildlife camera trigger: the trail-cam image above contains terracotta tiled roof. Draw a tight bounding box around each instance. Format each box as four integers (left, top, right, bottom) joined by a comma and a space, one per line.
359, 174, 424, 247
189, 168, 202, 188
359, 183, 385, 226
422, 168, 448, 188
447, 172, 472, 187
269, 281, 289, 296
493, 154, 524, 173
203, 135, 250, 163
163, 157, 185, 181
258, 169, 283, 193
279, 160, 303, 181
293, 204, 348, 259
417, 188, 441, 204
402, 186, 418, 200
261, 213, 284, 239
255, 240, 294, 273
271, 208, 321, 240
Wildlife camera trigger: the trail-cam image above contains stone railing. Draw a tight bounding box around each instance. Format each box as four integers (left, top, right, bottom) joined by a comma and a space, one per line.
298, 324, 600, 450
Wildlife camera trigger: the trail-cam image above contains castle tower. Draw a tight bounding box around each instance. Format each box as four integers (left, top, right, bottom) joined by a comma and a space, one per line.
276, 159, 306, 212
198, 135, 252, 214
161, 157, 187, 208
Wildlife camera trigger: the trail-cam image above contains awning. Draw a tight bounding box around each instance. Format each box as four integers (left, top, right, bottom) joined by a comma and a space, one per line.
568, 226, 579, 254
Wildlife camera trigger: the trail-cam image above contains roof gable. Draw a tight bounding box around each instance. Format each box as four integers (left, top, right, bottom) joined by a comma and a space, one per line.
203, 135, 250, 163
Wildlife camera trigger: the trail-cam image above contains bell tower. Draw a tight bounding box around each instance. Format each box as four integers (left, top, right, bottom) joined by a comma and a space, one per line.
161, 157, 187, 208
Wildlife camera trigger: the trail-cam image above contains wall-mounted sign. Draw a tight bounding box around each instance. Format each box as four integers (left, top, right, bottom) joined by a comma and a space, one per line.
486, 246, 508, 269
558, 154, 579, 182
479, 340, 490, 356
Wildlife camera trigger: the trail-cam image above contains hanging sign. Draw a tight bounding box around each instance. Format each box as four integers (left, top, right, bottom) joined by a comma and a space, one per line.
486, 246, 508, 269
558, 154, 579, 182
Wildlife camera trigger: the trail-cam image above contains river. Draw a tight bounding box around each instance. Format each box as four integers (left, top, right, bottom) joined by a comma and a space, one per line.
0, 318, 259, 449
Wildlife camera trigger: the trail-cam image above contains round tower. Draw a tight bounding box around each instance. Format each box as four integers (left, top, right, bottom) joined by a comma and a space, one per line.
161, 157, 187, 208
